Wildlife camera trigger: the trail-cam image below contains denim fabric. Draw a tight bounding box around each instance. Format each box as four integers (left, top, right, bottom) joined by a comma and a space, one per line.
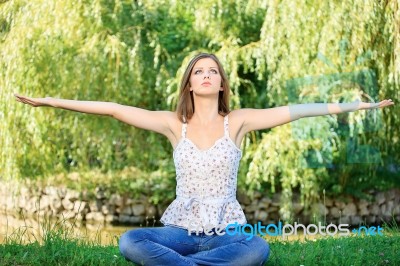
119, 226, 270, 266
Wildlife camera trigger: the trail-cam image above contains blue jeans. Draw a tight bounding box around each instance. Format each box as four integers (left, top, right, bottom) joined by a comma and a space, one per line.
119, 226, 270, 266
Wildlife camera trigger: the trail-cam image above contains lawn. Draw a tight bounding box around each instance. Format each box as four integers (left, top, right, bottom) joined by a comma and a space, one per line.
1, 227, 399, 266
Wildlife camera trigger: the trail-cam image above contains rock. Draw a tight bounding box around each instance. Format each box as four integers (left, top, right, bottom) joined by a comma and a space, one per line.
393, 205, 400, 216
105, 214, 117, 223
75, 213, 84, 221
351, 215, 362, 225
132, 204, 145, 216
376, 192, 386, 205
95, 187, 106, 200
65, 190, 80, 201
370, 204, 381, 216
340, 215, 351, 224
359, 206, 369, 216
86, 212, 104, 222
125, 198, 135, 205
89, 200, 102, 212
246, 214, 254, 221
385, 200, 394, 214
259, 198, 272, 208
109, 194, 123, 206
329, 207, 341, 218
102, 205, 110, 216
27, 196, 39, 213
386, 189, 397, 200
367, 215, 376, 224
268, 206, 279, 213
245, 203, 260, 213
62, 198, 74, 210
334, 201, 346, 209
18, 196, 28, 209
38, 195, 52, 210
121, 206, 133, 216
237, 192, 251, 205
43, 186, 59, 196
102, 204, 115, 215
293, 203, 303, 215
157, 205, 167, 215
146, 205, 157, 217
268, 212, 279, 221
271, 193, 280, 207
57, 187, 67, 199
37, 210, 47, 217
119, 215, 144, 224
342, 203, 357, 216
312, 203, 328, 216
73, 201, 87, 214
324, 198, 333, 207
358, 199, 369, 209
59, 210, 76, 220
253, 191, 262, 199
254, 210, 268, 221
50, 198, 63, 213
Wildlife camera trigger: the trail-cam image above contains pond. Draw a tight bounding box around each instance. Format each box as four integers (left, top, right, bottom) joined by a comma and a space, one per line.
0, 213, 144, 246
1, 213, 324, 246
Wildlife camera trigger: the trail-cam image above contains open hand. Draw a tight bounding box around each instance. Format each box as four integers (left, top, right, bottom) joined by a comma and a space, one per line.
358, 99, 394, 110
14, 93, 53, 107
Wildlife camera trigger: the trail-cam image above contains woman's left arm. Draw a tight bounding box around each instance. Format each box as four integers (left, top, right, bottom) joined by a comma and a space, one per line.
240, 99, 394, 133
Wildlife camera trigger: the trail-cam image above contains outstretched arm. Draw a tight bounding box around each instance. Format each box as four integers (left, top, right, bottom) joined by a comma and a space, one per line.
240, 99, 394, 133
13, 93, 173, 135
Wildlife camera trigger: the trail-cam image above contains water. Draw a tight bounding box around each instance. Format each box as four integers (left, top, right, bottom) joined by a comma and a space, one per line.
0, 213, 142, 246
1, 213, 323, 245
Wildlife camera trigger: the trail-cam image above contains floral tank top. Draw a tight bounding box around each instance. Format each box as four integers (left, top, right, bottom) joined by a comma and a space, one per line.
160, 115, 247, 232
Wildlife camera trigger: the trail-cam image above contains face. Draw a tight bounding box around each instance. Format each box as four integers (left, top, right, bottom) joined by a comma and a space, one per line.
189, 57, 223, 95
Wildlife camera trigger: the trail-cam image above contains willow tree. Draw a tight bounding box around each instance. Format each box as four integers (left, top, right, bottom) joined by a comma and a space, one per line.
1, 0, 398, 218
236, 0, 400, 218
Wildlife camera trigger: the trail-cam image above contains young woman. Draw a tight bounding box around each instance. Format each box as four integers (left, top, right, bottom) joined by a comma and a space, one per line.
15, 53, 394, 265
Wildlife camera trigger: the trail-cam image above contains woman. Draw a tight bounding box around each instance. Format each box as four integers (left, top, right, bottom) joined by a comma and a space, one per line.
14, 53, 394, 265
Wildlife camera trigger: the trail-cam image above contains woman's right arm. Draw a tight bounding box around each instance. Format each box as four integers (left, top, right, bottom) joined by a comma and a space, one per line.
14, 93, 173, 136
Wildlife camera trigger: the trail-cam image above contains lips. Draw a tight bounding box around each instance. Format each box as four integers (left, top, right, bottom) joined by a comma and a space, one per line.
201, 82, 212, 86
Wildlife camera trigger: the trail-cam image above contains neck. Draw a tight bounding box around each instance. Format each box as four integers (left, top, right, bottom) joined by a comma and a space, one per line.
191, 96, 220, 125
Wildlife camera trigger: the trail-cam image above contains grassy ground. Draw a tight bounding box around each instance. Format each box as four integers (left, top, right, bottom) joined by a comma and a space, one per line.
1, 227, 399, 265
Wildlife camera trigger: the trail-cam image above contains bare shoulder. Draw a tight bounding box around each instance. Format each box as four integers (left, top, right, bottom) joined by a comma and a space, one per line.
160, 110, 182, 142
227, 109, 248, 145
228, 109, 248, 126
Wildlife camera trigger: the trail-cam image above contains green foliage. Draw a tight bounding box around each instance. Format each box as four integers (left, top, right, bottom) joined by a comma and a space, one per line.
1, 0, 399, 219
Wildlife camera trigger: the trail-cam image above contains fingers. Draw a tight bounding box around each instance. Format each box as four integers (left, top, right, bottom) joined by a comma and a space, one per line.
379, 99, 394, 108
14, 93, 38, 107
356, 99, 393, 110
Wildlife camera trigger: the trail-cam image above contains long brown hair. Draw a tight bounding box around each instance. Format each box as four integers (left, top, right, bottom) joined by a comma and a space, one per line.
176, 53, 230, 123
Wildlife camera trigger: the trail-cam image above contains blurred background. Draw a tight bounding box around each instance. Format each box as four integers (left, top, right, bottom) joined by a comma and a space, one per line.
1, 0, 399, 231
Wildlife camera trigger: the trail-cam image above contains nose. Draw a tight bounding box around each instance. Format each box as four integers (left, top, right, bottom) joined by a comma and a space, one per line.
203, 71, 211, 79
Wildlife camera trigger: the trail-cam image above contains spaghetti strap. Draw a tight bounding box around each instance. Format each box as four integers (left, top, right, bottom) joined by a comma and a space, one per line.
181, 116, 187, 138
224, 115, 229, 137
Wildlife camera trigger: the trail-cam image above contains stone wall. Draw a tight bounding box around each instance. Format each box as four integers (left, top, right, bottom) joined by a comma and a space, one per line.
1, 180, 399, 226
238, 190, 400, 225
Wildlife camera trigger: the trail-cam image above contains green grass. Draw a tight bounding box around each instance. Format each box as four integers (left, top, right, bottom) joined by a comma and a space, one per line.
267, 235, 399, 266
1, 226, 399, 265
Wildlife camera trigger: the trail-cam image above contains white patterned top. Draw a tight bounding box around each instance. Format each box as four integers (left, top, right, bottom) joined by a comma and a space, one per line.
160, 115, 247, 232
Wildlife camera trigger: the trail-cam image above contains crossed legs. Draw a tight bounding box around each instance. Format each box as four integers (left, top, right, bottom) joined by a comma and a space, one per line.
119, 226, 270, 266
